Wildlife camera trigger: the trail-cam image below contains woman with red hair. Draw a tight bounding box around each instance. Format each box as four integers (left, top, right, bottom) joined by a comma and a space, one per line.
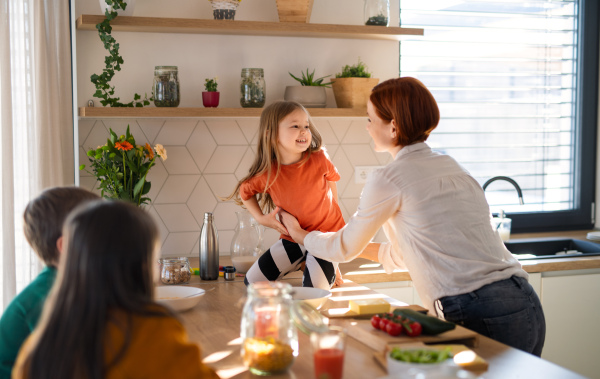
281, 77, 546, 356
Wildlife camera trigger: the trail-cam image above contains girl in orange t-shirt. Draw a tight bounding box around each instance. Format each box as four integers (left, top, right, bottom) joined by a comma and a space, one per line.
226, 101, 345, 289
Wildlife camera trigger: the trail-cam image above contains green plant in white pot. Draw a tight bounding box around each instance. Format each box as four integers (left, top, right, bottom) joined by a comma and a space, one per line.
284, 69, 331, 108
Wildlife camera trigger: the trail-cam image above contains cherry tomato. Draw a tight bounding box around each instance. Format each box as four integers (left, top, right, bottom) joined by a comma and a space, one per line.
379, 318, 390, 330
371, 315, 381, 330
403, 321, 423, 337
385, 321, 402, 336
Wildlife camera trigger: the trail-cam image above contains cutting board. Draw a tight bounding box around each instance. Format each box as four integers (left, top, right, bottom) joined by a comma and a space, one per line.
322, 304, 428, 319
346, 319, 478, 352
373, 342, 489, 373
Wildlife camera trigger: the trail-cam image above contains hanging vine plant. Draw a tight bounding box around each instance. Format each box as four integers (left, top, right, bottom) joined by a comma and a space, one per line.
91, 0, 151, 107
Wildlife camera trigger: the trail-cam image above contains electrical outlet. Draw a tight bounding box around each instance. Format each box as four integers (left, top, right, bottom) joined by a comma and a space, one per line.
354, 166, 383, 184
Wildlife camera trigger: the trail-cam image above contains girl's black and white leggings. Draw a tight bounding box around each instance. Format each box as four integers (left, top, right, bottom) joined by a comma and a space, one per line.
243, 239, 338, 289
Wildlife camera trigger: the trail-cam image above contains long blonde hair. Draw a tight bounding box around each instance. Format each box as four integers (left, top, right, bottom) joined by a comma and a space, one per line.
224, 101, 322, 212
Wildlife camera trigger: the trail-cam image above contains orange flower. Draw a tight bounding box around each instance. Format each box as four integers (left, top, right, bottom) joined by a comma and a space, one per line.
144, 143, 154, 159
115, 141, 133, 151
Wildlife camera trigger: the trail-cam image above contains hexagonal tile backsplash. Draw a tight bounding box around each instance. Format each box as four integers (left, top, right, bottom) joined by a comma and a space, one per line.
78, 117, 389, 258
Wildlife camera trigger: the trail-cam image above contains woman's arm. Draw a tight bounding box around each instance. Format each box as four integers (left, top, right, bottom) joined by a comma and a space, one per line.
241, 196, 288, 235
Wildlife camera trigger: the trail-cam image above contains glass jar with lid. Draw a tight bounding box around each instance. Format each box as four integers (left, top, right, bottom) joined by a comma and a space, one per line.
158, 257, 192, 284
153, 66, 180, 107
240, 68, 266, 108
364, 0, 389, 26
240, 282, 298, 375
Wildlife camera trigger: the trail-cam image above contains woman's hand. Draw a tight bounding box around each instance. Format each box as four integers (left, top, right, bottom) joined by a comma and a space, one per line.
279, 210, 309, 245
334, 266, 343, 287
257, 206, 288, 235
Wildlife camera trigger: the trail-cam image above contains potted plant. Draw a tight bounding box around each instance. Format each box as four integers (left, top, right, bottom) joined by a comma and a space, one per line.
330, 58, 379, 109
284, 69, 331, 108
79, 125, 167, 206
203, 77, 220, 108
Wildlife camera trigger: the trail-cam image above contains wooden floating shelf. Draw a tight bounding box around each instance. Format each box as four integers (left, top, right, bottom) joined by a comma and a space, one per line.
78, 107, 367, 118
76, 15, 423, 41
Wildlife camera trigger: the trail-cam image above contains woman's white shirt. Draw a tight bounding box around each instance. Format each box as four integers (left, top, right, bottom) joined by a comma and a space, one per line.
304, 142, 526, 312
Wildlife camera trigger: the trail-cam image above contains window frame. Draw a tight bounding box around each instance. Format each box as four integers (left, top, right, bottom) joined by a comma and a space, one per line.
399, 0, 598, 233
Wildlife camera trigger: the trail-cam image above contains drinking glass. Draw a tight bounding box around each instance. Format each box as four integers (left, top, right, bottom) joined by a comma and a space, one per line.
310, 326, 346, 379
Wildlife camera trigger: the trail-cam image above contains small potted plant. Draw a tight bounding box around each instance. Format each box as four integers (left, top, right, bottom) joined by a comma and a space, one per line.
330, 58, 379, 109
202, 77, 220, 108
284, 69, 331, 108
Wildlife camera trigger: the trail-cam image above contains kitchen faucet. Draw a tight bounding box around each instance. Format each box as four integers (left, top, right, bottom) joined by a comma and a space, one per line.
482, 176, 524, 205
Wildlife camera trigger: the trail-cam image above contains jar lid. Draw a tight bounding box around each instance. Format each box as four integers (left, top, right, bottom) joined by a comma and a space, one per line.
155, 66, 178, 71
224, 266, 236, 273
291, 301, 329, 335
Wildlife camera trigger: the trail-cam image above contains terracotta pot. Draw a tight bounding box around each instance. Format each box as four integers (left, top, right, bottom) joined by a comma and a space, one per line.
330, 77, 379, 109
275, 0, 314, 23
202, 92, 220, 108
283, 86, 326, 108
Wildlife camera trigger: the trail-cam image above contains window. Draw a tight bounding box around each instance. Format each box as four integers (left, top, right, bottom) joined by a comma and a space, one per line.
399, 0, 598, 232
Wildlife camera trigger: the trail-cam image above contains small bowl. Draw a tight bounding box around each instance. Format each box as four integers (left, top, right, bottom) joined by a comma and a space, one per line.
291, 287, 332, 310
155, 286, 205, 312
387, 348, 455, 375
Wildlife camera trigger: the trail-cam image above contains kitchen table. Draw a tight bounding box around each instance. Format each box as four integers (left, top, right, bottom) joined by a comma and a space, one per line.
176, 270, 586, 379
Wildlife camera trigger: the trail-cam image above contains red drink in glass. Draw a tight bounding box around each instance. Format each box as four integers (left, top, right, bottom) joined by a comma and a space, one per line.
314, 348, 344, 379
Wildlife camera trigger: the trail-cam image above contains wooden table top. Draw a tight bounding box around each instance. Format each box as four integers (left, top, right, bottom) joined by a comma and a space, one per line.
175, 274, 586, 379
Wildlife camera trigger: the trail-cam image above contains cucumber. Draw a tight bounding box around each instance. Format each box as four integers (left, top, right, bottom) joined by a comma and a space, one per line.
392, 308, 456, 335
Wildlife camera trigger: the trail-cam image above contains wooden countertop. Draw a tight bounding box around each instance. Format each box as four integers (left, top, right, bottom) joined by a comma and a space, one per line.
176, 276, 586, 378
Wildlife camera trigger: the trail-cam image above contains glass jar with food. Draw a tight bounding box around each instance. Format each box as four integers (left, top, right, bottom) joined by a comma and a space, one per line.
240, 282, 298, 375
240, 68, 265, 108
364, 0, 390, 26
153, 66, 180, 107
158, 257, 192, 284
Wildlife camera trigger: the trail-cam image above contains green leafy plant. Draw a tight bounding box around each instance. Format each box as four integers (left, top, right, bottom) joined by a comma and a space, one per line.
335, 58, 372, 78
289, 69, 332, 87
91, 0, 151, 107
205, 77, 218, 92
79, 125, 167, 206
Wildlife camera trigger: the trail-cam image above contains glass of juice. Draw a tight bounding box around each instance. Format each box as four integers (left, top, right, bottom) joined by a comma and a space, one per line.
310, 326, 346, 379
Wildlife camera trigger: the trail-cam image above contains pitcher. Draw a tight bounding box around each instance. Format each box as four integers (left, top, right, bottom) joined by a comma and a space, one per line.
231, 210, 264, 273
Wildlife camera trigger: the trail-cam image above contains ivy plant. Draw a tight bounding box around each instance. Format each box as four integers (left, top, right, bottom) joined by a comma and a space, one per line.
90, 0, 151, 107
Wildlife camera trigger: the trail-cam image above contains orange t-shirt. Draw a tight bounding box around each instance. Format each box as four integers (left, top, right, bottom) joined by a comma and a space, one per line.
239, 149, 345, 242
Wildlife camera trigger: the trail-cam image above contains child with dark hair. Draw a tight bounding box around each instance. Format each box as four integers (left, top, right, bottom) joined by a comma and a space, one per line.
12, 200, 220, 379
0, 187, 99, 378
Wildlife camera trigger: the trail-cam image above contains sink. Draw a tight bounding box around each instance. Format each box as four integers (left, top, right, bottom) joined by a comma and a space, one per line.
504, 237, 600, 260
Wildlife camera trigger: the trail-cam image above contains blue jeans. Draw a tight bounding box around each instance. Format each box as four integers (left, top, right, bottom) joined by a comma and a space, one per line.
439, 276, 546, 357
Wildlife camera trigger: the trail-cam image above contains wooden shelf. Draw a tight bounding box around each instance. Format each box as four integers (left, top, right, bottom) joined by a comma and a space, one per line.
78, 107, 367, 118
76, 15, 423, 40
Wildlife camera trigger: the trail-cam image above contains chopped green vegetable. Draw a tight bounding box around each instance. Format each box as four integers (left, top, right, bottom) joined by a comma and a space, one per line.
389, 347, 452, 364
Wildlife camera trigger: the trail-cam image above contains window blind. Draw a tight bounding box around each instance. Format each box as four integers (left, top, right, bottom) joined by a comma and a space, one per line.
399, 0, 578, 215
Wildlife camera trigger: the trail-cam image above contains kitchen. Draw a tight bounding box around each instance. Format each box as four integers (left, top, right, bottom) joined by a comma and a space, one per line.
2, 0, 600, 378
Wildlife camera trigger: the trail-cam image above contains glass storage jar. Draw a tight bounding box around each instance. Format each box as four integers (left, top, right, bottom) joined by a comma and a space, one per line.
364, 0, 389, 26
240, 282, 298, 375
153, 66, 180, 107
158, 257, 191, 284
240, 68, 265, 108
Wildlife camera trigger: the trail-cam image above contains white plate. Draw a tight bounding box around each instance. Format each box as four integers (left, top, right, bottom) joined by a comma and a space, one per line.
155, 286, 205, 312
291, 287, 331, 310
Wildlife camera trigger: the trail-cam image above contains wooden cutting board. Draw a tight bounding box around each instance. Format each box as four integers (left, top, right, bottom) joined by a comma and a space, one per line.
346, 319, 479, 351
322, 304, 428, 319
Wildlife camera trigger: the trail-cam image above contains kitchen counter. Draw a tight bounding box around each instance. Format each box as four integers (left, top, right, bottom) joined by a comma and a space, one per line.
177, 275, 586, 378
339, 230, 600, 283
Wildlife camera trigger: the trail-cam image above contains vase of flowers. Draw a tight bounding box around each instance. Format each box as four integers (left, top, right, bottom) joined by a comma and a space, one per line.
202, 77, 220, 108
209, 0, 241, 20
79, 125, 167, 206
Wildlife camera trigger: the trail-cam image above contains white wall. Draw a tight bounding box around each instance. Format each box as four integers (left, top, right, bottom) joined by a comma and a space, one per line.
75, 0, 397, 256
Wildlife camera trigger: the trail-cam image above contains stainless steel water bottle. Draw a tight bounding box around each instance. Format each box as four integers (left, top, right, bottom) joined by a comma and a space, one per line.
199, 212, 219, 280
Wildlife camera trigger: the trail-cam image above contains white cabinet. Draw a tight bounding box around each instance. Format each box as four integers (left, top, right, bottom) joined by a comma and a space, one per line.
540, 269, 600, 379
362, 281, 422, 307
